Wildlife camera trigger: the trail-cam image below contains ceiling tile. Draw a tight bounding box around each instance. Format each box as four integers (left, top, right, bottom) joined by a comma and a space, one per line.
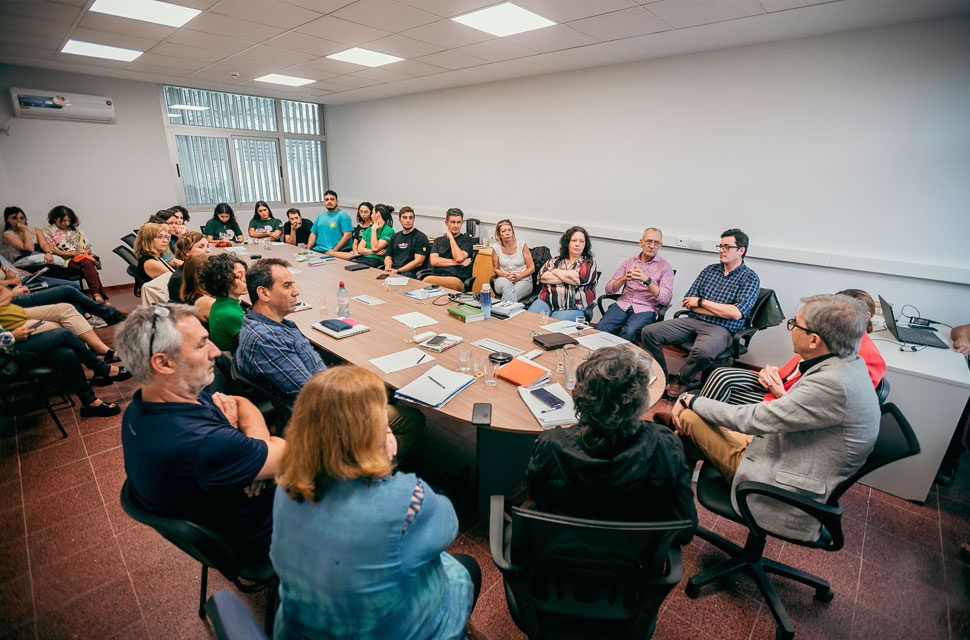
0, 15, 72, 39
414, 49, 485, 70
364, 33, 443, 58
0, 28, 65, 50
149, 42, 231, 63
68, 26, 161, 52
569, 7, 670, 40
128, 52, 211, 71
211, 54, 286, 74
244, 44, 317, 65
78, 12, 178, 41
324, 74, 383, 87
55, 52, 130, 69
645, 0, 764, 29
211, 0, 323, 29
301, 80, 356, 92
296, 15, 390, 45
0, 1, 81, 25
276, 0, 357, 12
455, 38, 537, 63
170, 0, 222, 8
349, 67, 410, 82
270, 32, 348, 56
759, 0, 839, 11
0, 43, 57, 60
516, 0, 638, 23
167, 29, 255, 54
299, 56, 369, 74
394, 0, 499, 19
187, 12, 285, 42
382, 58, 446, 76
51, 0, 88, 6
283, 63, 344, 80
401, 19, 494, 49
332, 0, 439, 33
188, 68, 254, 84
505, 24, 597, 53
124, 63, 199, 77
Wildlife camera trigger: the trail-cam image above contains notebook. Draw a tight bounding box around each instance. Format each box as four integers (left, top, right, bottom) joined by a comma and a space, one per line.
878, 295, 947, 349
394, 365, 474, 408
497, 357, 551, 389
311, 318, 370, 339
518, 383, 576, 429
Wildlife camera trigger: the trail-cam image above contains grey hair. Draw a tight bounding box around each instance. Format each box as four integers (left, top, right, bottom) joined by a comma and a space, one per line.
573, 345, 654, 452
799, 294, 868, 358
114, 304, 199, 384
642, 227, 662, 237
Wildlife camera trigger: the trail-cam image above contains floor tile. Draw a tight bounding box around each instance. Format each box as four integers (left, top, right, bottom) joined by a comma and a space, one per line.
36, 576, 142, 640
32, 539, 128, 610
24, 481, 103, 533
15, 410, 79, 453
856, 558, 949, 634
89, 446, 125, 479
0, 480, 22, 514
76, 402, 127, 437
0, 506, 26, 544
775, 542, 862, 601
869, 485, 940, 520
851, 602, 947, 640
0, 456, 20, 486
652, 609, 716, 639
865, 497, 941, 552
862, 524, 944, 589
21, 457, 96, 504
469, 582, 527, 640
665, 571, 762, 640
449, 533, 503, 596
0, 537, 29, 584
0, 574, 33, 630
748, 579, 854, 640
82, 425, 122, 457
18, 437, 86, 478
27, 506, 114, 570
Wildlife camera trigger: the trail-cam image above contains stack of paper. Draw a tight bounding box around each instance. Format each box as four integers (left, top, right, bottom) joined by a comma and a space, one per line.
491, 300, 526, 318
541, 320, 581, 334
369, 348, 434, 374
385, 276, 409, 287
395, 365, 474, 408
518, 383, 577, 428
576, 332, 631, 350
404, 287, 447, 300
392, 312, 438, 329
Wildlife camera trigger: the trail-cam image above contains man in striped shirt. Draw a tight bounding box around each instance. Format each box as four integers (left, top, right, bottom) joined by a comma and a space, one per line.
641, 228, 761, 397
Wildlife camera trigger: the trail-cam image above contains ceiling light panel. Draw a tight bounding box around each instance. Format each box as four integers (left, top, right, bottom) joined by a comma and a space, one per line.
452, 2, 554, 37
327, 47, 404, 68
89, 0, 201, 28
254, 73, 316, 86
61, 39, 143, 61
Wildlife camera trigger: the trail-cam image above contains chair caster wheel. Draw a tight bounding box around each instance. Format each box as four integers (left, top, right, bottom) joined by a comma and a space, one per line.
775, 628, 794, 640
815, 588, 834, 602
685, 582, 700, 599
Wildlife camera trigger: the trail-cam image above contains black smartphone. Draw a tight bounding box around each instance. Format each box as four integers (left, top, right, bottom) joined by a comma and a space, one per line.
424, 335, 447, 347
471, 402, 491, 426
27, 319, 45, 330
376, 273, 390, 280
530, 387, 563, 409
249, 254, 262, 260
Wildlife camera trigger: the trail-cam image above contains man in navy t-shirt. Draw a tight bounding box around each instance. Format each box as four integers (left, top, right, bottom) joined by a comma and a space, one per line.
116, 304, 286, 563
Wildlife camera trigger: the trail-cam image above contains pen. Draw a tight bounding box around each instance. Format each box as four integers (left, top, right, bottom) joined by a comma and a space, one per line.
541, 405, 564, 414
428, 375, 446, 389
416, 354, 427, 365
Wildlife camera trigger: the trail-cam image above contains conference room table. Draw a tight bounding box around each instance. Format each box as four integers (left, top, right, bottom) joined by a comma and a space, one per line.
226, 242, 665, 507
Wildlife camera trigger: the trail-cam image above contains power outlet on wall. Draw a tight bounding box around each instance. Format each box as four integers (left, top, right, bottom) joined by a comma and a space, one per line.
675, 238, 689, 248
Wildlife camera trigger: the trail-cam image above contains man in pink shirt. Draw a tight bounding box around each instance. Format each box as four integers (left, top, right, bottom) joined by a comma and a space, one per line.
597, 227, 675, 342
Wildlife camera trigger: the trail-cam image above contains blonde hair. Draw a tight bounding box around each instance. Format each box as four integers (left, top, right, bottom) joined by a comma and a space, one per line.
494, 219, 516, 246
180, 254, 209, 303
134, 223, 167, 258
175, 231, 206, 260
277, 366, 393, 502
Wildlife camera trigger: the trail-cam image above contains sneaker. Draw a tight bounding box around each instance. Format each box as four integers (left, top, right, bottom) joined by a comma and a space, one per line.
87, 315, 108, 329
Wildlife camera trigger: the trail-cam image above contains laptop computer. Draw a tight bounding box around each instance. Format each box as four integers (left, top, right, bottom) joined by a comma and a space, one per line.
878, 295, 948, 349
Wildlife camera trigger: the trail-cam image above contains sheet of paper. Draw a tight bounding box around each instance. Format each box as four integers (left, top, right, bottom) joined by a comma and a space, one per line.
471, 338, 524, 357
272, 242, 286, 246
541, 320, 580, 335
224, 246, 248, 253
392, 312, 438, 329
353, 295, 385, 306
385, 277, 409, 287
369, 348, 435, 374
403, 287, 448, 300
576, 332, 630, 350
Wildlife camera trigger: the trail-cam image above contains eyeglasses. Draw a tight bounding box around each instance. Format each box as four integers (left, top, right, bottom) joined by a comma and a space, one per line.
786, 318, 815, 334
156, 233, 171, 240
715, 244, 738, 251
641, 240, 663, 247
149, 306, 170, 355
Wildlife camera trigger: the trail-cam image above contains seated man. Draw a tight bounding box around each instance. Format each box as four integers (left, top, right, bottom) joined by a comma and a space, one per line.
116, 304, 285, 563
670, 294, 880, 541
383, 206, 429, 279
598, 227, 674, 343
641, 228, 760, 397
236, 258, 425, 456
283, 208, 312, 247
306, 190, 353, 254
423, 208, 474, 292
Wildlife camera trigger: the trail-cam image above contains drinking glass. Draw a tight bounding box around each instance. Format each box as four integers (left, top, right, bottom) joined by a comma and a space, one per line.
484, 360, 498, 386
404, 326, 416, 343
473, 357, 485, 379
458, 347, 472, 373
539, 310, 550, 326
574, 315, 589, 336
318, 295, 328, 314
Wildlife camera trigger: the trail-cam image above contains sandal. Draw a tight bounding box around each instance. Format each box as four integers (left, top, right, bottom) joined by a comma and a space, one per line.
100, 349, 121, 364
91, 365, 132, 387
80, 400, 120, 417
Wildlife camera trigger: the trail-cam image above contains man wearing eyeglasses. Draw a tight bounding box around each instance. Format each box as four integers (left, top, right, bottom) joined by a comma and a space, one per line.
641, 228, 760, 397
666, 294, 879, 541
598, 227, 674, 343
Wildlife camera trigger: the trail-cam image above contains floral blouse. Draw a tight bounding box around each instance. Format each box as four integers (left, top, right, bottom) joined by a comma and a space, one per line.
42, 225, 90, 254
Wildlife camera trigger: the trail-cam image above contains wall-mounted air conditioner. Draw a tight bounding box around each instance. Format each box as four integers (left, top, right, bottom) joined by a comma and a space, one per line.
9, 88, 116, 124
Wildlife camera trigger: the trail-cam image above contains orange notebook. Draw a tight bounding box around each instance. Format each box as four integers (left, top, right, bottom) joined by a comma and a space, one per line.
497, 358, 550, 388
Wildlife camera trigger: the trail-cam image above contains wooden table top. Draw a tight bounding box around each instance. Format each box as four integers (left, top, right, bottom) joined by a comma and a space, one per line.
223, 242, 665, 434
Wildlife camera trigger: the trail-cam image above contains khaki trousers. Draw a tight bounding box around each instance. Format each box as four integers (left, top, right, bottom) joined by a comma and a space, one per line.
421, 275, 465, 292
25, 303, 92, 337
678, 408, 753, 483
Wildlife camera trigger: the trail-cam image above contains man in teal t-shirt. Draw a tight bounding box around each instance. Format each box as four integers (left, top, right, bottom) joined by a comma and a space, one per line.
307, 190, 353, 253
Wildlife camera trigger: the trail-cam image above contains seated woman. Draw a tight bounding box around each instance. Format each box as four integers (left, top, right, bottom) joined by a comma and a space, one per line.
179, 255, 215, 322
526, 345, 697, 545
331, 202, 374, 261
204, 203, 244, 243
201, 253, 247, 352
40, 205, 109, 302
168, 232, 210, 303
248, 201, 283, 242
134, 223, 175, 282
527, 226, 597, 321
490, 219, 534, 301
151, 209, 186, 263
699, 288, 886, 405
3, 206, 69, 269
352, 203, 395, 268
271, 365, 480, 640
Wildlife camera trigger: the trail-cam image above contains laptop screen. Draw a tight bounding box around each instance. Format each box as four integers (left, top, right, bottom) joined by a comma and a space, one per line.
877, 295, 900, 339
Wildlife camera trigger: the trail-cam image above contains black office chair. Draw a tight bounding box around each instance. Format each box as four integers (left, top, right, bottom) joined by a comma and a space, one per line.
119, 480, 278, 635
121, 232, 136, 248
0, 350, 72, 438
489, 245, 551, 308
875, 376, 890, 405
685, 402, 920, 639
593, 270, 677, 327
489, 495, 691, 639
229, 357, 290, 434
415, 248, 479, 292
205, 591, 269, 640
112, 244, 151, 297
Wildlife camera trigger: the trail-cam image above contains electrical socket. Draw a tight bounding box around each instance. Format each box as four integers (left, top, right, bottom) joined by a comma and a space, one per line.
675, 238, 689, 248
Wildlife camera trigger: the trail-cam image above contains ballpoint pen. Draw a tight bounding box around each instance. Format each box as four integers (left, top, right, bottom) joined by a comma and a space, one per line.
541, 405, 564, 414
416, 354, 427, 365
427, 376, 446, 389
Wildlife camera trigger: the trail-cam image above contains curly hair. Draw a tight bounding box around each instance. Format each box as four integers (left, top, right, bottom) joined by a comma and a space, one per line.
47, 205, 78, 228
573, 345, 654, 453
558, 225, 592, 260
200, 252, 245, 298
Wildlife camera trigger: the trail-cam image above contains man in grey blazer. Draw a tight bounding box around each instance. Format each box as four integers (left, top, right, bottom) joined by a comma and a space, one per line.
670, 294, 880, 542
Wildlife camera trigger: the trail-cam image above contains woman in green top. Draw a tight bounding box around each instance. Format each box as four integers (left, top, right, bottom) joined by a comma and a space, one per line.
204, 203, 243, 242
248, 201, 283, 241
200, 253, 247, 351
352, 203, 395, 268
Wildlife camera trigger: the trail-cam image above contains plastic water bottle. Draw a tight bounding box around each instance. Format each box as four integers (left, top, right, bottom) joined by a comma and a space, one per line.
480, 283, 491, 320
336, 281, 350, 317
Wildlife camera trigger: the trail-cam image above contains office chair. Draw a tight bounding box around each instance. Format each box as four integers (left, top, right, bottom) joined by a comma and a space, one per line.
0, 350, 72, 438
488, 245, 551, 308
121, 232, 136, 248
685, 402, 920, 639
875, 377, 890, 405
119, 480, 278, 635
489, 495, 691, 639
205, 591, 269, 640
228, 358, 290, 434
112, 244, 151, 297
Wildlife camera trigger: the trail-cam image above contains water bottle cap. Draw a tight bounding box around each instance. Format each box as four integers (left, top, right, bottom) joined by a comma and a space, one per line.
339, 281, 345, 287
482, 283, 490, 292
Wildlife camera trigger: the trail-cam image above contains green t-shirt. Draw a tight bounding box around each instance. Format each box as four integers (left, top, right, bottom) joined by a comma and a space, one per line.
208, 297, 245, 351
359, 224, 395, 259
248, 217, 282, 235
204, 218, 242, 240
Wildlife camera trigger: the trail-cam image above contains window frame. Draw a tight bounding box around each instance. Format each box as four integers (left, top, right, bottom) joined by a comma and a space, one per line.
160, 85, 329, 212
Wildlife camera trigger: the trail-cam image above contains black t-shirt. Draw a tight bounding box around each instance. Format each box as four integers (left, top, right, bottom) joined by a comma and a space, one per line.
168, 264, 184, 302
283, 220, 311, 246
430, 233, 475, 279
388, 229, 430, 270
121, 390, 273, 562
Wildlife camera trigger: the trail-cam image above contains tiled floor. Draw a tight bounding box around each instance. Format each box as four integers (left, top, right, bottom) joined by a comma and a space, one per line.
1, 287, 968, 639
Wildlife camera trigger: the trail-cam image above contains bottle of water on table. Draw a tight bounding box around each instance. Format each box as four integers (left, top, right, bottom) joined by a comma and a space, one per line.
336, 281, 350, 317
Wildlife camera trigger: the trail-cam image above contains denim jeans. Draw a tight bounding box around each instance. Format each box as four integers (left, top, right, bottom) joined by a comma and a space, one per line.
13, 285, 120, 320
595, 304, 657, 343
13, 327, 108, 405
527, 298, 585, 322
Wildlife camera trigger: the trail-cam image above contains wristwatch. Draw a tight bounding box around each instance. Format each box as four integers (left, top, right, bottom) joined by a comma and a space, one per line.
678, 392, 689, 408
644, 277, 652, 286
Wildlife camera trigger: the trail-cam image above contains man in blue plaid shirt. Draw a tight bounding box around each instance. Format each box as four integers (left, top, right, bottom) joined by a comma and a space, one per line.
641, 229, 760, 397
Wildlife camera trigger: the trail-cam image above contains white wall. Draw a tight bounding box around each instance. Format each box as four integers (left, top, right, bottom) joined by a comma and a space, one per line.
326, 18, 970, 366
0, 64, 177, 286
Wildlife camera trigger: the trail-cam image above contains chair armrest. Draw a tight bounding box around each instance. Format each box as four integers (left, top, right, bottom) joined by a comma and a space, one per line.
673, 309, 688, 319
731, 327, 758, 358
648, 547, 683, 589
489, 494, 514, 571
655, 303, 672, 323
596, 293, 620, 316
414, 268, 431, 281
734, 480, 844, 550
